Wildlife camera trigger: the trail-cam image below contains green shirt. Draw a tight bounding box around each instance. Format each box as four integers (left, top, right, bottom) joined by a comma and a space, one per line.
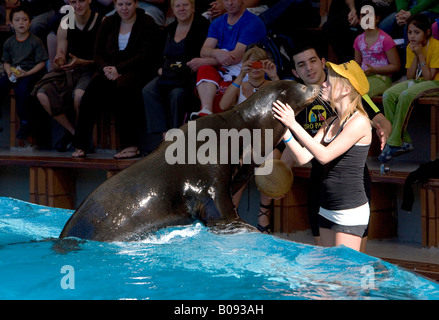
396, 0, 439, 15
2, 33, 48, 71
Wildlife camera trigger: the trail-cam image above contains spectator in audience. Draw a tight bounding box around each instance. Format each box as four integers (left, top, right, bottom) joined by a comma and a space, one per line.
354, 0, 401, 97
200, 0, 268, 21
322, 0, 362, 63
19, 0, 67, 43
71, 0, 161, 159
0, 1, 6, 26
42, 1, 114, 72
188, 0, 266, 120
219, 45, 278, 111
33, 0, 104, 152
378, 0, 439, 41
379, 13, 439, 163
107, 0, 168, 26
142, 0, 209, 151
258, 0, 320, 36
0, 6, 48, 140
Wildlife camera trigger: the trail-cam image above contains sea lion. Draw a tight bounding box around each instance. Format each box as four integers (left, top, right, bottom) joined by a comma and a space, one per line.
59, 80, 320, 241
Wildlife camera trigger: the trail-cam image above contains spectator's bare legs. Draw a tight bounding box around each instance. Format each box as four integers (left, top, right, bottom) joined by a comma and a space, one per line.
73, 89, 85, 124
197, 81, 217, 113
37, 92, 75, 135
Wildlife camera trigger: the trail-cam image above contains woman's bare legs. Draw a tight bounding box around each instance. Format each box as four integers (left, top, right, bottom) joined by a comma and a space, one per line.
319, 227, 362, 251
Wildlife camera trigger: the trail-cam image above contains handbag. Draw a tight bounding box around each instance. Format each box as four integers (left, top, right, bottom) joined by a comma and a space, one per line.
157, 58, 192, 87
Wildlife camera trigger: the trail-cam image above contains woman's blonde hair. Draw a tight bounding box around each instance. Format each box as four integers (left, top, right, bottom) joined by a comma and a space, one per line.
243, 46, 268, 62
327, 67, 368, 123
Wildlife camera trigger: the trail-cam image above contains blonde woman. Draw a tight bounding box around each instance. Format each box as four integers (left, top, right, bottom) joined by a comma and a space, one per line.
272, 60, 372, 251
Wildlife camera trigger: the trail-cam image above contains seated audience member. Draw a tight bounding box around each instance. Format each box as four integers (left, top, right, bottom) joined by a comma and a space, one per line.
188, 0, 266, 119
322, 0, 361, 63
0, 6, 48, 140
142, 0, 209, 150
200, 0, 268, 21
107, 0, 168, 26
258, 0, 320, 35
19, 0, 67, 43
219, 45, 278, 111
379, 14, 439, 163
354, 1, 401, 97
33, 0, 104, 152
71, 0, 161, 159
378, 0, 439, 41
43, 0, 113, 71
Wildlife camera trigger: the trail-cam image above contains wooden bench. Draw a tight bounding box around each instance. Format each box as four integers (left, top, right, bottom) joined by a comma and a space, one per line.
371, 93, 439, 161
0, 151, 138, 209
421, 178, 439, 247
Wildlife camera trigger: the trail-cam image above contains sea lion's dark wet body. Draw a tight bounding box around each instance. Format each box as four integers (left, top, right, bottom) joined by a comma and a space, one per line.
60, 80, 319, 241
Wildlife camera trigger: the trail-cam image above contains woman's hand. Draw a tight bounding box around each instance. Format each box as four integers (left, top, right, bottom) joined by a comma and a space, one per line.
262, 59, 279, 80
103, 66, 120, 81
272, 100, 297, 129
240, 60, 254, 76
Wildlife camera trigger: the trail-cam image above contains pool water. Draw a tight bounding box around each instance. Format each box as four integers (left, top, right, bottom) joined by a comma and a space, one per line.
0, 197, 438, 300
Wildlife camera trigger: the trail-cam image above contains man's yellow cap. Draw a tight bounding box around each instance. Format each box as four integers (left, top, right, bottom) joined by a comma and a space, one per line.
325, 60, 380, 113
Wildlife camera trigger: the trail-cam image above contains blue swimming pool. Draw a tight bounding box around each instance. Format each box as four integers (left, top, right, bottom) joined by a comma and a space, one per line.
0, 197, 438, 300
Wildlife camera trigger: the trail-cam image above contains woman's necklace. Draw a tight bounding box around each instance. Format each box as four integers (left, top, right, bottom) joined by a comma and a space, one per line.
248, 79, 266, 92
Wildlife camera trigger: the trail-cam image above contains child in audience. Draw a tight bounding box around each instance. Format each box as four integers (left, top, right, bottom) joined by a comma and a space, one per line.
0, 6, 48, 139
379, 14, 439, 163
354, 1, 400, 98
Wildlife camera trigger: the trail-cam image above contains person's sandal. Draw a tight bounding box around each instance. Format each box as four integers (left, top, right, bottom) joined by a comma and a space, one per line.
113, 147, 140, 159
257, 202, 272, 234
72, 149, 86, 159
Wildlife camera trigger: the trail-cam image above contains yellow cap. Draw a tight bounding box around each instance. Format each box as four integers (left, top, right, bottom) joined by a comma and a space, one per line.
326, 60, 369, 95
326, 60, 380, 113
